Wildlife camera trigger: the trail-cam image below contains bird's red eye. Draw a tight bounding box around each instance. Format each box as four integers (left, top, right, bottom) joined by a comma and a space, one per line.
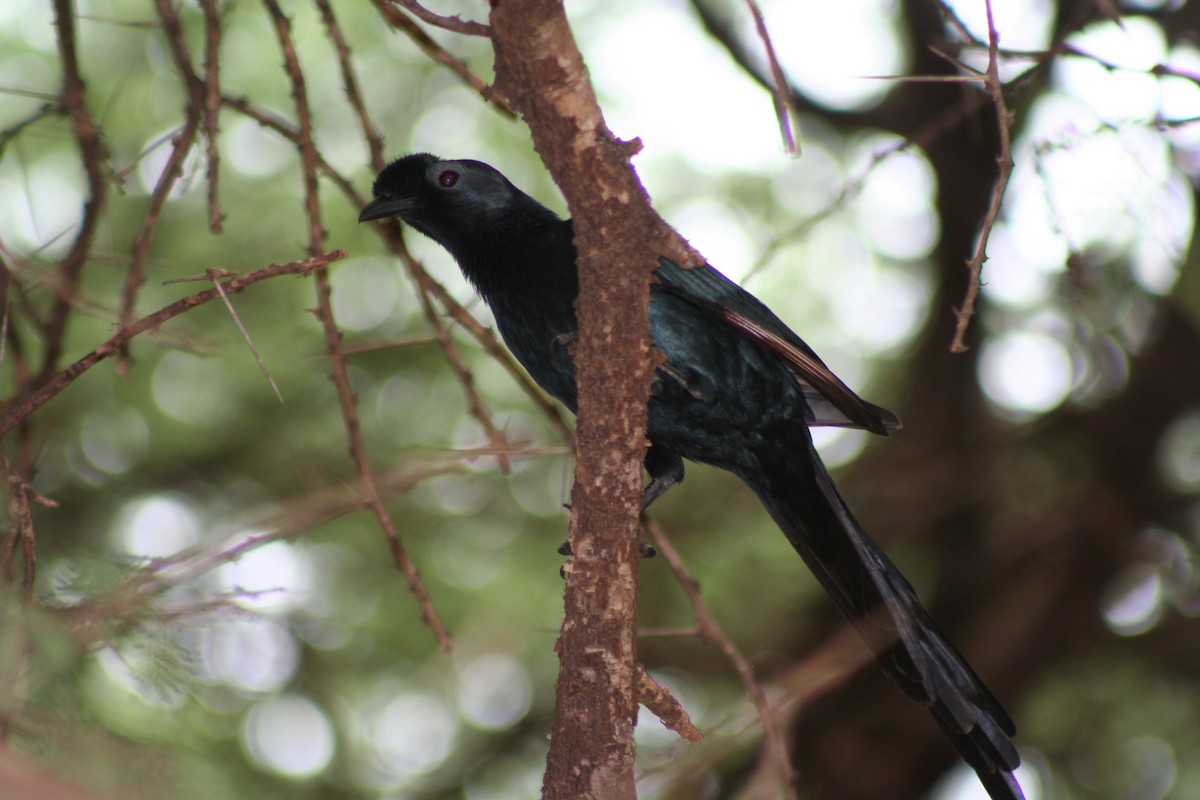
438, 170, 460, 188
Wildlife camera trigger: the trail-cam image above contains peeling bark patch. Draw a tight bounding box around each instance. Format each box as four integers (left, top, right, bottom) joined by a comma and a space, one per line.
490, 3, 665, 798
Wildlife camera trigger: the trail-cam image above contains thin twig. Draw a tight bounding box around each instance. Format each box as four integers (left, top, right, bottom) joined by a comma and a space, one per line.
0, 260, 11, 369
341, 333, 439, 354
369, 0, 515, 116
744, 0, 797, 155
738, 625, 879, 797
314, 0, 387, 172
208, 269, 285, 405
111, 126, 183, 182
0, 256, 37, 484
143, 460, 465, 603
0, 104, 61, 161
218, 93, 362, 202
387, 0, 491, 37
932, 0, 981, 45
199, 0, 225, 233
746, 138, 911, 282
59, 459, 467, 649
950, 0, 1015, 352
863, 73, 987, 83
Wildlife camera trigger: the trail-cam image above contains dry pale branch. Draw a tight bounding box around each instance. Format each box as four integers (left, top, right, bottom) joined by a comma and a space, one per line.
207, 271, 286, 405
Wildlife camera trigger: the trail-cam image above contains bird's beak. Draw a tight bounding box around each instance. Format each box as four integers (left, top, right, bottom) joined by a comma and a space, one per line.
358, 196, 415, 223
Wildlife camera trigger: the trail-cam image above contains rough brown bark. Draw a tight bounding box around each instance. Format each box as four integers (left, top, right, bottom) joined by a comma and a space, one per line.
489, 2, 697, 797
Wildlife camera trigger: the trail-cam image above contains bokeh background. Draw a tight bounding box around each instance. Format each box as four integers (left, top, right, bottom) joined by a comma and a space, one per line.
2, 0, 1199, 798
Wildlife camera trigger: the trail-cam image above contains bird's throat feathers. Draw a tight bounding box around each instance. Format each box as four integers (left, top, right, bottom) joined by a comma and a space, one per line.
445, 214, 579, 306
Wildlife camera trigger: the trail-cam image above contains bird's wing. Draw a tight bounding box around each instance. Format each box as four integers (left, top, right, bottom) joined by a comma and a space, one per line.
653, 259, 900, 436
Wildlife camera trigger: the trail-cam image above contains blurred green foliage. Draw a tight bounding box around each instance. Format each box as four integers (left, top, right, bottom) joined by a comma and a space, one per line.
3, 1, 1200, 799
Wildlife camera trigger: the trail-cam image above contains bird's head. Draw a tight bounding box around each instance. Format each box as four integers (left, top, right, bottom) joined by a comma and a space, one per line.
359, 153, 559, 249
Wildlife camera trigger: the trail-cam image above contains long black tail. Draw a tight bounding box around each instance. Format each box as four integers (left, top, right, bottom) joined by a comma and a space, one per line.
743, 435, 1023, 800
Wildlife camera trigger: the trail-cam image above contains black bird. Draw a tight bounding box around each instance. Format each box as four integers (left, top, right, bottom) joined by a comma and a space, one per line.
360, 153, 1023, 800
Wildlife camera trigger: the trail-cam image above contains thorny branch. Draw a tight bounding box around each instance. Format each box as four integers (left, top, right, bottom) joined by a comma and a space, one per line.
262, 0, 451, 651
118, 0, 211, 371
40, 0, 110, 387
949, 0, 1014, 352
199, 0, 225, 233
